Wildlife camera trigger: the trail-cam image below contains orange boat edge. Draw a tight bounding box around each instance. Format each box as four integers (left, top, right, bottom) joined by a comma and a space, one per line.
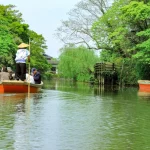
0, 80, 43, 93
138, 80, 150, 92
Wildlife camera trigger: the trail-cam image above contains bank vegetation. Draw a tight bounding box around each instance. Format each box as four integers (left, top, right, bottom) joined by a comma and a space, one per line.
56, 0, 150, 85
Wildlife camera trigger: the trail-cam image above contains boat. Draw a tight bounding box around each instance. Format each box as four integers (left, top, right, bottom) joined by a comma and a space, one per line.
138, 80, 150, 92
0, 80, 43, 93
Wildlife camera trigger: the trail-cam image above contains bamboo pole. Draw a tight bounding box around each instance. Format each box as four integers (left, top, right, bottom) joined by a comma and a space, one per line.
28, 38, 31, 99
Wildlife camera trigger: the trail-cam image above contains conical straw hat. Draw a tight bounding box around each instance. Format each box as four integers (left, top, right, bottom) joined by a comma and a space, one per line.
18, 43, 29, 48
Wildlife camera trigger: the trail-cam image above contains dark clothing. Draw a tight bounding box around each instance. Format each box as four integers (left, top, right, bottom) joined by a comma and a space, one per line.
8, 72, 14, 80
33, 72, 41, 84
15, 63, 26, 81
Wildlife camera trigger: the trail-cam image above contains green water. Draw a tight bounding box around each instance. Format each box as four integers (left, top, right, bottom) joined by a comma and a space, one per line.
0, 80, 150, 150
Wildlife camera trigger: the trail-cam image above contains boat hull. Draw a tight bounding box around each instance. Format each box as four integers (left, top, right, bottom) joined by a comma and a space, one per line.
138, 80, 150, 92
0, 80, 43, 93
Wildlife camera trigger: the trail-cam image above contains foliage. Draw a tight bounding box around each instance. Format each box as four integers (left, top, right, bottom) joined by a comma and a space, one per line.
55, 0, 150, 83
0, 4, 50, 73
28, 30, 51, 73
133, 28, 150, 63
0, 25, 15, 67
0, 6, 16, 67
91, 0, 150, 82
42, 72, 53, 80
58, 45, 99, 81
135, 63, 150, 80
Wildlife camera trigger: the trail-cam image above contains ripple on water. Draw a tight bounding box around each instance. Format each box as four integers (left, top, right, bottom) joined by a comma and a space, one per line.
0, 86, 150, 150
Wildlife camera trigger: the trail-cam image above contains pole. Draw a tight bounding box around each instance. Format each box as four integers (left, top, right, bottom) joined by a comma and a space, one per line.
28, 38, 31, 99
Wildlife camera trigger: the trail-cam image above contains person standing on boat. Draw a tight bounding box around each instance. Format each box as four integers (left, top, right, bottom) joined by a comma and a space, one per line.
32, 68, 41, 84
15, 43, 30, 81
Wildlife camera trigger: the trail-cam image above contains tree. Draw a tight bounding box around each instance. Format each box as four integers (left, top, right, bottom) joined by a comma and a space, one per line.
0, 10, 16, 67
92, 0, 150, 60
29, 30, 51, 73
55, 0, 110, 50
121, 1, 150, 63
0, 4, 28, 68
0, 4, 50, 73
91, 0, 150, 82
58, 45, 99, 81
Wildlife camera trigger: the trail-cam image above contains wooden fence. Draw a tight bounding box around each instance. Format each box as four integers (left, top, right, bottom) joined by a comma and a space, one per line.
94, 62, 121, 85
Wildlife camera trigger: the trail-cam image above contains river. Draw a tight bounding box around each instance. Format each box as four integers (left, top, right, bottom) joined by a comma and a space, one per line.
0, 80, 150, 150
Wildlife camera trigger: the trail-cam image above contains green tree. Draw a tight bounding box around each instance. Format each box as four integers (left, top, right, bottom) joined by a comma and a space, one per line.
29, 30, 51, 73
0, 13, 16, 67
0, 4, 27, 68
91, 0, 150, 83
121, 1, 150, 63
0, 4, 50, 73
58, 45, 99, 81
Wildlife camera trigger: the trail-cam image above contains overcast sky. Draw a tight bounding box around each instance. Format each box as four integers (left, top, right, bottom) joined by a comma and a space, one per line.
0, 0, 81, 58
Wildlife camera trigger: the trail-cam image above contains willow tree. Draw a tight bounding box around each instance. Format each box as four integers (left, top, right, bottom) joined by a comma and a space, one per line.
58, 45, 99, 81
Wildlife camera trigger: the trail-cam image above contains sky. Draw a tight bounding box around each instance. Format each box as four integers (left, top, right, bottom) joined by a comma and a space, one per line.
0, 0, 81, 58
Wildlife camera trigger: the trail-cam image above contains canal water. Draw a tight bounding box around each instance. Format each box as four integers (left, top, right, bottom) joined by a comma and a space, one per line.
0, 80, 150, 150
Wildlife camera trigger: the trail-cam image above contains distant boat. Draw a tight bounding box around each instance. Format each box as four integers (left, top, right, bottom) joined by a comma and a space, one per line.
0, 80, 43, 93
138, 80, 150, 92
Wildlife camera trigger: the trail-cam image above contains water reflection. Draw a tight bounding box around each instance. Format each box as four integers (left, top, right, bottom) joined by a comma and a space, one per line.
0, 94, 25, 149
0, 81, 150, 150
138, 91, 150, 97
138, 91, 150, 102
0, 93, 45, 150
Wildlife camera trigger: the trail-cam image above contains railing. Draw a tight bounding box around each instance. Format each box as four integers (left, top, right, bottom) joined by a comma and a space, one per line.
94, 62, 121, 85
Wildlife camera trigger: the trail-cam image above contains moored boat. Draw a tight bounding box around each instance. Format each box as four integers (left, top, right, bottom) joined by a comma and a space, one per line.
0, 80, 43, 93
138, 80, 150, 92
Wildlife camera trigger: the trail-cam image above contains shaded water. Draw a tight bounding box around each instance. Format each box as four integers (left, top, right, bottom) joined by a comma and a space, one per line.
0, 80, 150, 150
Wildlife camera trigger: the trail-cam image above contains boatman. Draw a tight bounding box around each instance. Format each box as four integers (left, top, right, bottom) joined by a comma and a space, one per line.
15, 43, 30, 81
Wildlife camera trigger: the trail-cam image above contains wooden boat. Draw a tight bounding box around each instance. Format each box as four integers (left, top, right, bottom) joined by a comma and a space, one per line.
138, 80, 150, 92
0, 80, 43, 93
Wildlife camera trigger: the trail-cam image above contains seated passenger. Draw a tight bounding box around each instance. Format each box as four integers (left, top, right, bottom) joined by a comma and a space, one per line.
32, 68, 41, 84
0, 66, 10, 81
